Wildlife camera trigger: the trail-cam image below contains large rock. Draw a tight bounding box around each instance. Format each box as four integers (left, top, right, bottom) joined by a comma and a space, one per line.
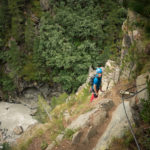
102, 60, 120, 91
136, 72, 150, 102
56, 134, 64, 143
72, 131, 83, 145
93, 101, 134, 150
82, 126, 97, 144
99, 99, 114, 111
90, 109, 107, 127
13, 126, 23, 135
67, 108, 98, 130
46, 141, 55, 150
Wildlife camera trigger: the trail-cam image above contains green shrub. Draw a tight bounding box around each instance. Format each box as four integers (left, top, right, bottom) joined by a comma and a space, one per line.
127, 0, 150, 18
64, 129, 76, 140
51, 93, 68, 109
1, 143, 11, 150
34, 96, 51, 123
41, 141, 48, 150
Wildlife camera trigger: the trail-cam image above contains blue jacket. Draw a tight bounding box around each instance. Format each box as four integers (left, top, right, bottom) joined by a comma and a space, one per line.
92, 74, 102, 91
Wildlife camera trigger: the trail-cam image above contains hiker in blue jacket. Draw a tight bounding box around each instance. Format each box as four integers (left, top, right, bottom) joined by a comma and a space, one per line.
90, 68, 103, 102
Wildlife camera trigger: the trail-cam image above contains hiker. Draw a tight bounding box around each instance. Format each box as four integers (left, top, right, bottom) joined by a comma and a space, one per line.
90, 68, 103, 102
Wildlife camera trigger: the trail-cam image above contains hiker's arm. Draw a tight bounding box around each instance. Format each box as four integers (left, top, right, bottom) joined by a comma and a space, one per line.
94, 84, 98, 95
99, 85, 104, 92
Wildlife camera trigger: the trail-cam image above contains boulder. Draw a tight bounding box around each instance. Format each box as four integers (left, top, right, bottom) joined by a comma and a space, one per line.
13, 126, 23, 135
82, 126, 97, 144
136, 72, 150, 102
93, 101, 134, 150
46, 141, 55, 150
56, 134, 64, 143
67, 108, 98, 130
90, 110, 107, 127
99, 99, 114, 111
63, 110, 71, 123
72, 131, 83, 145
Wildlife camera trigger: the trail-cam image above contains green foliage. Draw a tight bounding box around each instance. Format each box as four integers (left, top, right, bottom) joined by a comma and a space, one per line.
25, 18, 35, 51
127, 0, 150, 18
140, 78, 150, 124
64, 129, 76, 140
35, 0, 126, 92
8, 0, 25, 42
0, 0, 10, 47
35, 96, 51, 123
7, 41, 22, 74
0, 75, 16, 93
51, 93, 68, 109
1, 142, 11, 150
41, 141, 48, 150
20, 55, 50, 82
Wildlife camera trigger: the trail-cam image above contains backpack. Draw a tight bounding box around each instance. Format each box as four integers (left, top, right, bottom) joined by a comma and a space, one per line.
89, 74, 96, 86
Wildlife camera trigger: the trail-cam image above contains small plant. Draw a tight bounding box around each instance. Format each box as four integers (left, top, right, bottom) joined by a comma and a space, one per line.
41, 141, 48, 150
1, 142, 11, 150
34, 96, 51, 123
64, 129, 76, 140
51, 93, 68, 109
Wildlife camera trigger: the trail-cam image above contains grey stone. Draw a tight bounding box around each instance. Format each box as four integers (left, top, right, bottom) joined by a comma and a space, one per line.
67, 108, 98, 130
136, 73, 150, 102
122, 34, 131, 48
91, 110, 107, 127
56, 134, 64, 143
63, 110, 71, 123
72, 131, 82, 145
46, 141, 55, 150
99, 99, 114, 111
13, 126, 23, 135
86, 126, 97, 139
30, 109, 37, 116
93, 101, 134, 150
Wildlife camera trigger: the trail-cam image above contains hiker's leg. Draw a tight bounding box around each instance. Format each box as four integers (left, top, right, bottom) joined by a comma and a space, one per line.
90, 93, 94, 102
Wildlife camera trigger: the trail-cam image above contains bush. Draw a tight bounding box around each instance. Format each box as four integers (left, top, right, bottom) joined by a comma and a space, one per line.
41, 141, 48, 150
51, 93, 68, 109
64, 129, 76, 140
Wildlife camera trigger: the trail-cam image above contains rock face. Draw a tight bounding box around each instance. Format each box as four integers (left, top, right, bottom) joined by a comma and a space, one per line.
0, 102, 37, 143
72, 131, 83, 145
101, 60, 120, 91
67, 108, 98, 130
136, 72, 150, 102
93, 101, 133, 150
98, 99, 114, 111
